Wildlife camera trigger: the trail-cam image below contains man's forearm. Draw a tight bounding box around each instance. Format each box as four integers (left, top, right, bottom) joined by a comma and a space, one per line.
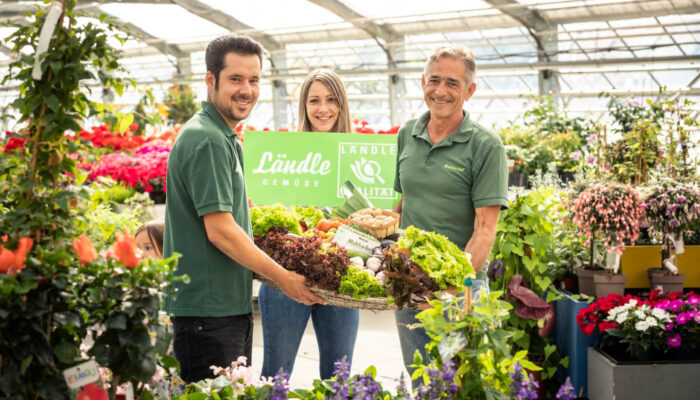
465, 230, 496, 272
205, 215, 287, 282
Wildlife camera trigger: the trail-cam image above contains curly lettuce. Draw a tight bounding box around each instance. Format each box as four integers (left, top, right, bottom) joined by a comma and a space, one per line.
397, 225, 474, 289
250, 204, 302, 236
338, 266, 386, 299
293, 205, 324, 229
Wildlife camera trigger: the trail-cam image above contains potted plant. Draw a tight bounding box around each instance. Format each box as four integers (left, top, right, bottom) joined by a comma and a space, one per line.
641, 179, 700, 292
579, 290, 700, 399
569, 183, 643, 296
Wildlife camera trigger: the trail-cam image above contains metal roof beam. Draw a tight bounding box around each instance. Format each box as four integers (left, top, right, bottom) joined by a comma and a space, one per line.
482, 0, 550, 32
170, 0, 282, 51
306, 0, 399, 42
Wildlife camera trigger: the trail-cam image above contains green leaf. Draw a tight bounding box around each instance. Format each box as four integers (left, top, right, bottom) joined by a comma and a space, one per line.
519, 358, 541, 371
544, 344, 557, 359
20, 355, 33, 374
106, 313, 127, 330
364, 365, 377, 378
117, 113, 134, 133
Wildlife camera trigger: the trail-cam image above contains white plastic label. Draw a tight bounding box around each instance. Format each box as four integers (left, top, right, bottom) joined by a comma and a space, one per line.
332, 224, 379, 256
62, 359, 99, 389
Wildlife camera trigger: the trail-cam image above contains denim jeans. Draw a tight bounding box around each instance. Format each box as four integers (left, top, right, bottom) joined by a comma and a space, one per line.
258, 283, 360, 379
394, 270, 490, 382
172, 314, 253, 383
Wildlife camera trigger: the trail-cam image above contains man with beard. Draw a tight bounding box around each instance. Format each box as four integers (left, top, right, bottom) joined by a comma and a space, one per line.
163, 35, 323, 383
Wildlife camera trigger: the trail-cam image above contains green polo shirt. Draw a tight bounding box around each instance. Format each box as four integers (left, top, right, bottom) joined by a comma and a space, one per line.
394, 110, 508, 251
163, 101, 253, 317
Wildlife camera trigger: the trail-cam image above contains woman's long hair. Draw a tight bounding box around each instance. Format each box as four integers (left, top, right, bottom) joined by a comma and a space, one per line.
297, 69, 352, 133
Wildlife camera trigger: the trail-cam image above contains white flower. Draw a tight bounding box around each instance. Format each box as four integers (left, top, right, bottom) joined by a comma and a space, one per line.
652, 308, 670, 320
628, 299, 638, 307
635, 320, 650, 331
615, 311, 629, 324
634, 309, 647, 320
644, 316, 658, 328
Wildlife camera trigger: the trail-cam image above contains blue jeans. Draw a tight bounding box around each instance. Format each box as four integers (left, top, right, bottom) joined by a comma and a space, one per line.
394, 273, 490, 380
172, 314, 253, 383
258, 284, 360, 379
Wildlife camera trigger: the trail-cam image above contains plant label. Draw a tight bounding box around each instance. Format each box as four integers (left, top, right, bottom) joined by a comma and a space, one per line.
63, 359, 99, 389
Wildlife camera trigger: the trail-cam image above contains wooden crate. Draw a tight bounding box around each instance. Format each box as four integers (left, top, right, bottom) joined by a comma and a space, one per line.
348, 208, 400, 239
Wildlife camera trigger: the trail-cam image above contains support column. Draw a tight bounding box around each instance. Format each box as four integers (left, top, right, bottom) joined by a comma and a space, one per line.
387, 36, 408, 126
271, 49, 290, 130
538, 25, 560, 100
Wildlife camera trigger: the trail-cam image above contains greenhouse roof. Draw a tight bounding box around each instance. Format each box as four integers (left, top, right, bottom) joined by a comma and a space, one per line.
1, 0, 699, 129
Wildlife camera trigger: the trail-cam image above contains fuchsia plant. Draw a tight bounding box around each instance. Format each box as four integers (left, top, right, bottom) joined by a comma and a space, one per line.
569, 183, 643, 269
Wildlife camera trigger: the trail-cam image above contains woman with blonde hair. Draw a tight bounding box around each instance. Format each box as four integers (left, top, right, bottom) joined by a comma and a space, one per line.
258, 69, 359, 380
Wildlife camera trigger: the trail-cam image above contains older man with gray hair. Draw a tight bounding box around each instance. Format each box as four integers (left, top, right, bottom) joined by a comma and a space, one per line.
392, 46, 509, 378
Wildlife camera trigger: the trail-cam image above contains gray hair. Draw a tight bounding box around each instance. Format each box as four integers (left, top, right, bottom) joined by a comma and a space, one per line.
423, 46, 477, 86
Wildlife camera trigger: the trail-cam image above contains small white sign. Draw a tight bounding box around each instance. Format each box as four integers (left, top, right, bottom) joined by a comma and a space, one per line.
62, 360, 100, 389
333, 224, 379, 256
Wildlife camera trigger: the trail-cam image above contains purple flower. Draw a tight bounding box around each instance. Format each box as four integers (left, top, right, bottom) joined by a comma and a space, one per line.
268, 368, 290, 400
656, 299, 671, 310
395, 373, 410, 400
669, 299, 683, 312
333, 356, 351, 382
677, 312, 692, 325
415, 361, 458, 400
331, 357, 351, 400
556, 377, 576, 400
665, 321, 675, 331
687, 296, 700, 306
668, 334, 682, 348
677, 195, 687, 203
350, 373, 381, 400
510, 362, 538, 400
640, 204, 649, 210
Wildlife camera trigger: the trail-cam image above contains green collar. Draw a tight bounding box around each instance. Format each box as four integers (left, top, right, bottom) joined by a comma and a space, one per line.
412, 110, 474, 147
201, 101, 237, 138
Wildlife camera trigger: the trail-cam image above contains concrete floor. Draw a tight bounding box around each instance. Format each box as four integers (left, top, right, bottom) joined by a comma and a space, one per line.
249, 307, 409, 391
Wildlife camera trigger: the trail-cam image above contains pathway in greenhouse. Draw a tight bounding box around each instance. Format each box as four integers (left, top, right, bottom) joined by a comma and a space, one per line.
251, 307, 407, 390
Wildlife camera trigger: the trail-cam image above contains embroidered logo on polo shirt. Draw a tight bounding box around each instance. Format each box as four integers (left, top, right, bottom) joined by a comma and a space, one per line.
443, 163, 465, 172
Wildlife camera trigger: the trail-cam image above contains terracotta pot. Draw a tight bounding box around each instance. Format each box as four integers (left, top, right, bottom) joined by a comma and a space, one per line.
575, 269, 598, 296
647, 268, 686, 293
593, 273, 627, 297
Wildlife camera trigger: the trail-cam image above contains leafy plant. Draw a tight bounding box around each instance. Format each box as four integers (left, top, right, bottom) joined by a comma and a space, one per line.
413, 291, 536, 399
163, 84, 200, 125
488, 188, 568, 380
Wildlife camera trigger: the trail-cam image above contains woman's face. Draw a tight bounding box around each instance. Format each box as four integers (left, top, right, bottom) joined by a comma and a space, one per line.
306, 81, 340, 132
136, 230, 161, 259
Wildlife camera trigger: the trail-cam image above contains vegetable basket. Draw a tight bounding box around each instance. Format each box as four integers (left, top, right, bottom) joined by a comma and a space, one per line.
254, 274, 398, 311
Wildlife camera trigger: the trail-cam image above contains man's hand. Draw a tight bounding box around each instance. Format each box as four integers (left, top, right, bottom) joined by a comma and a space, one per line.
275, 270, 325, 305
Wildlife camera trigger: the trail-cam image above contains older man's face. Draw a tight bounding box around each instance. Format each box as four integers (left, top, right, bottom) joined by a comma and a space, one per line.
421, 56, 476, 121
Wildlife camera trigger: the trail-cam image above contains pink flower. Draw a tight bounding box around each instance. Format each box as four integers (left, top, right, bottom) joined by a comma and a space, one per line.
694, 313, 700, 324
667, 334, 682, 348
669, 300, 683, 312
665, 321, 675, 331
687, 296, 700, 306
676, 312, 692, 325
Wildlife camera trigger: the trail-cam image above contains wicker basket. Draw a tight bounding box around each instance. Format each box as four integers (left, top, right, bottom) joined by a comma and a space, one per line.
348, 208, 400, 239
254, 274, 398, 311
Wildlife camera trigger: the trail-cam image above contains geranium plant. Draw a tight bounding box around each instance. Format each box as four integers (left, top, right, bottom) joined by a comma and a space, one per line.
642, 179, 700, 274
569, 183, 643, 270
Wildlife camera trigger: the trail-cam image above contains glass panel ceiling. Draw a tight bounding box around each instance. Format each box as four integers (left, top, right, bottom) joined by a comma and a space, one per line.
341, 0, 491, 19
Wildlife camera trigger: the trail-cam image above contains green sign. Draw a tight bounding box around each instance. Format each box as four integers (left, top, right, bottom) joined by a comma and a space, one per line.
244, 131, 399, 208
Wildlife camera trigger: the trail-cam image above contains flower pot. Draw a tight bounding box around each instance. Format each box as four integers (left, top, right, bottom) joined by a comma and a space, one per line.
149, 190, 166, 204
553, 290, 599, 397
647, 268, 686, 293
619, 245, 662, 288
587, 346, 700, 400
593, 273, 626, 297
575, 269, 598, 296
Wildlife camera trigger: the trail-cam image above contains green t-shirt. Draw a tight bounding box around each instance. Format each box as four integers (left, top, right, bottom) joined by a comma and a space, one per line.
394, 110, 509, 250
163, 101, 253, 317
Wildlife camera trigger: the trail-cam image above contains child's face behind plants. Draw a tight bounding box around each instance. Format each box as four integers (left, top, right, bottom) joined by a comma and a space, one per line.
136, 230, 161, 259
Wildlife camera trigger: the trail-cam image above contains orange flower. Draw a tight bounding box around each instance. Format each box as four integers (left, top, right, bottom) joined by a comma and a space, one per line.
0, 237, 33, 274
73, 234, 98, 266
112, 229, 141, 268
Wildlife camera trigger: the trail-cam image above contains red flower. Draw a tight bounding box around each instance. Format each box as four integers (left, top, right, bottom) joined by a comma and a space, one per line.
76, 383, 108, 400
3, 137, 26, 153
73, 234, 98, 266
598, 321, 618, 332
0, 237, 33, 275
144, 184, 153, 193
112, 229, 141, 268
129, 122, 139, 132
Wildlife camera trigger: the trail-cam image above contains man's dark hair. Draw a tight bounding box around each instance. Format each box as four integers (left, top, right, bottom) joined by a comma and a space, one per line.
205, 35, 264, 89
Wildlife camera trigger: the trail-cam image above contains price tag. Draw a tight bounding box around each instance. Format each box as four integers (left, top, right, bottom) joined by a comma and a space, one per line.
63, 360, 99, 389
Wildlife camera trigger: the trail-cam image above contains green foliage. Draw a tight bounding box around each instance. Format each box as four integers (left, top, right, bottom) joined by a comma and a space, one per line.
489, 188, 567, 380
163, 84, 200, 125
76, 203, 142, 249
413, 291, 529, 400
293, 205, 324, 230
90, 179, 137, 205
132, 87, 165, 135
0, 2, 178, 399
338, 266, 386, 299
397, 226, 474, 290
250, 204, 302, 236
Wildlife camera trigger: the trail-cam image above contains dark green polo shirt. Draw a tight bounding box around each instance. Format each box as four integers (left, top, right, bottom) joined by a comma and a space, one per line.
394, 110, 508, 251
163, 101, 253, 317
